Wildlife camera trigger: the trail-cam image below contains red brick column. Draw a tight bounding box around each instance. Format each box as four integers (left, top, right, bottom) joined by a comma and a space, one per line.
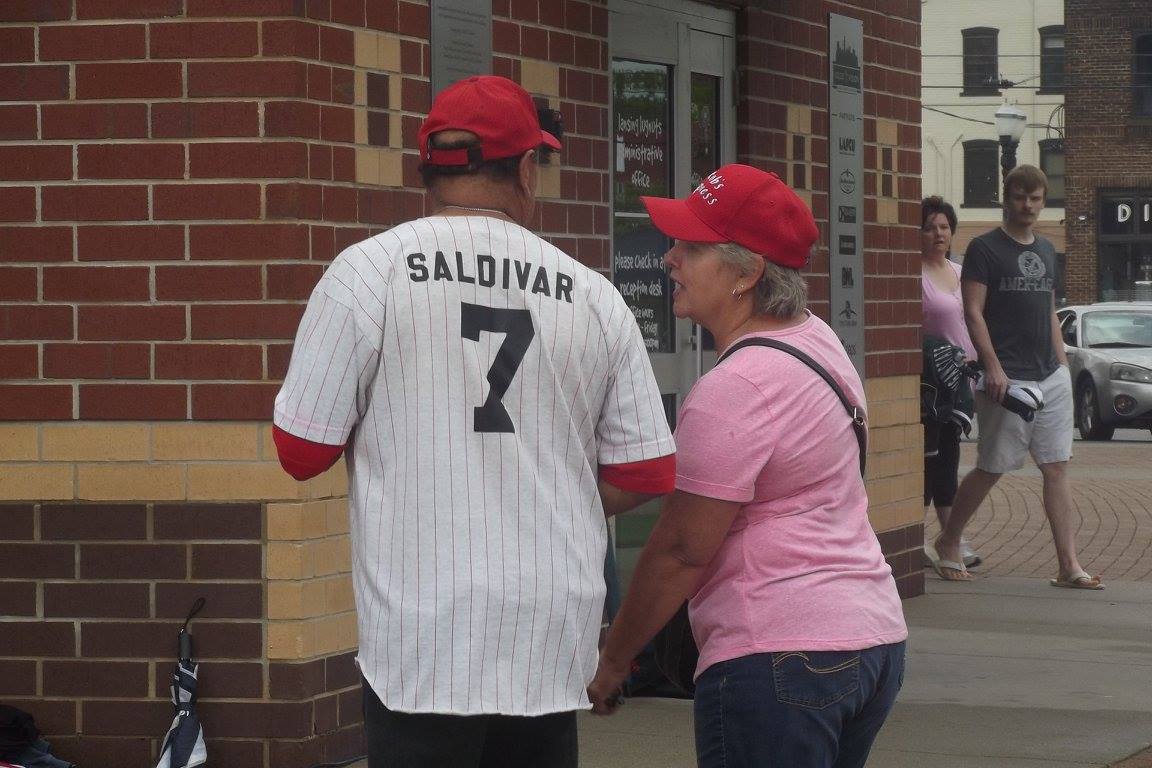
738, 1, 926, 597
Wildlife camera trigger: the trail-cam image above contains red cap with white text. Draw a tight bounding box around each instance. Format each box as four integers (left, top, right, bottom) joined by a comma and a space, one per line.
641, 164, 819, 268
419, 76, 561, 167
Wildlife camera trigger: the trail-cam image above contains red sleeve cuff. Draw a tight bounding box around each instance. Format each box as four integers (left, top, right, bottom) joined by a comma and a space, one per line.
273, 425, 345, 481
599, 454, 676, 494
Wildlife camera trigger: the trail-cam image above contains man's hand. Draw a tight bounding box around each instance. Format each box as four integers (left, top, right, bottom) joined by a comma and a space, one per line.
983, 364, 1009, 405
598, 480, 658, 518
587, 654, 630, 715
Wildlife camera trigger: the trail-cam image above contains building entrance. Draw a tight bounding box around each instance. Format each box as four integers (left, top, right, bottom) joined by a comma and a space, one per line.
608, 0, 736, 592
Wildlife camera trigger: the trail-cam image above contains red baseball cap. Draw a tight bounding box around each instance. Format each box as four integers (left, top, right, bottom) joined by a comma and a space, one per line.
419, 75, 562, 167
641, 164, 819, 269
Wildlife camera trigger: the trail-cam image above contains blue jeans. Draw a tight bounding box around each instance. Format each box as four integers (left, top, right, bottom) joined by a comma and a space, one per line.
693, 642, 905, 768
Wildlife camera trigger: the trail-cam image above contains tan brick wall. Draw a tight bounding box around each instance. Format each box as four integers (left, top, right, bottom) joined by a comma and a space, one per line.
0, 420, 354, 766
863, 374, 925, 597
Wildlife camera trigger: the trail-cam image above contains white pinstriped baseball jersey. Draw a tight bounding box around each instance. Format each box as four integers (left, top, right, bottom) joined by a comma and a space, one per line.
274, 214, 674, 716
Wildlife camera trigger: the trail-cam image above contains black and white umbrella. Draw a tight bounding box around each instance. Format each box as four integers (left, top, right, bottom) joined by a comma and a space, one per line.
155, 598, 207, 768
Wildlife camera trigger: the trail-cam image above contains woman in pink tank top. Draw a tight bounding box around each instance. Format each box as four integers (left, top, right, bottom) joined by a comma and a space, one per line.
920, 196, 981, 569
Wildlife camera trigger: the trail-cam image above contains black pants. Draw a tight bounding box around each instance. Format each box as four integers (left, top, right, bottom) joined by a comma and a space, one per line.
924, 421, 961, 508
362, 678, 578, 768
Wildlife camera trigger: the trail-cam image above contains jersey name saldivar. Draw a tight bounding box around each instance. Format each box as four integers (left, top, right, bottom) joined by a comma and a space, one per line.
406, 250, 575, 303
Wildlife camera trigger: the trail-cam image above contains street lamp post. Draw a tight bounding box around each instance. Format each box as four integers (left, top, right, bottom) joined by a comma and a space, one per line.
994, 102, 1028, 179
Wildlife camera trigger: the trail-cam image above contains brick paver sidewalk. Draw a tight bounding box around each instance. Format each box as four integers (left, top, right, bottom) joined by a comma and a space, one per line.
924, 435, 1152, 582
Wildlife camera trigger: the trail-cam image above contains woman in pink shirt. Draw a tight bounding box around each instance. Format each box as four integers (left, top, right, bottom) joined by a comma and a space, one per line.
920, 196, 982, 570
588, 165, 907, 768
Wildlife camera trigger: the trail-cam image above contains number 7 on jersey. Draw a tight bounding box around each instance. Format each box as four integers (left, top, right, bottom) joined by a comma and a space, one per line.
460, 302, 536, 433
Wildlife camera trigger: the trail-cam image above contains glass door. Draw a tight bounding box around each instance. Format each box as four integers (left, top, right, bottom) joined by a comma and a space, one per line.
608, 0, 735, 592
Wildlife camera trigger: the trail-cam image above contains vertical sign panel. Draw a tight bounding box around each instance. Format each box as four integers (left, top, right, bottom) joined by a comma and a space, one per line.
828, 13, 865, 375
430, 0, 492, 96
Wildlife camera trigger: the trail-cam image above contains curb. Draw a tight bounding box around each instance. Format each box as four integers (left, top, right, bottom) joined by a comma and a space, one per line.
1112, 746, 1152, 767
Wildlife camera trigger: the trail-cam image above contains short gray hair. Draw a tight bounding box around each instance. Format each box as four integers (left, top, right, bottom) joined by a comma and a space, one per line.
715, 242, 808, 319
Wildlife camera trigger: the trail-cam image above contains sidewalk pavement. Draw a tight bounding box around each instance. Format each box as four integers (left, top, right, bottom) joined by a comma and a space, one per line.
579, 575, 1152, 768
345, 575, 1152, 768
349, 436, 1152, 767
578, 436, 1152, 767
923, 438, 1152, 583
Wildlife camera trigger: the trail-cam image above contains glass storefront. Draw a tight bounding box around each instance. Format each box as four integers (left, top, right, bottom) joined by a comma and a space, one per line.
1098, 193, 1152, 301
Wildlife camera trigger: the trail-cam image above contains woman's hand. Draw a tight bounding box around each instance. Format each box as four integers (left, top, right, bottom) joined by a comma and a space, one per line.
587, 654, 631, 715
586, 490, 739, 716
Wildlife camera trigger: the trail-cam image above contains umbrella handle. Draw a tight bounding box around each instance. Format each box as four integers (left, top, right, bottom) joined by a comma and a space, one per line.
182, 597, 206, 632
179, 597, 207, 662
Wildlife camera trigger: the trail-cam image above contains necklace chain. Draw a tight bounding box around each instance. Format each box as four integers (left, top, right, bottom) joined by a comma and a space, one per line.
439, 204, 511, 218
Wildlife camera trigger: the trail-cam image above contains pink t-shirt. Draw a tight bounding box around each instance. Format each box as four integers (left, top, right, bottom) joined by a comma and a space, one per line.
923, 259, 976, 359
676, 313, 908, 678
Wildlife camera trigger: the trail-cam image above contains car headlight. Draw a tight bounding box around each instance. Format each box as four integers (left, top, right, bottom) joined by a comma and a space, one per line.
1110, 362, 1152, 384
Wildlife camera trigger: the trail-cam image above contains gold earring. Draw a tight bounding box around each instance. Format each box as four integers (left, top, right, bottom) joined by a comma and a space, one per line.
732, 285, 744, 297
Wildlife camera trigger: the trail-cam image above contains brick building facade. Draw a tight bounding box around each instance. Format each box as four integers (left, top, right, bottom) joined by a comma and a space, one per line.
0, 1, 925, 765
1065, 1, 1152, 303
920, 0, 1065, 262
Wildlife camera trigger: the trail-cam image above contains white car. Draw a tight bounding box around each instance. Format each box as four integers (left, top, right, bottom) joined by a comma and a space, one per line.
1058, 302, 1152, 440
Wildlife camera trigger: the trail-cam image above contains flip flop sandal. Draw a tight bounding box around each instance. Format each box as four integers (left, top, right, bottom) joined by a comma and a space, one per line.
932, 558, 970, 581
923, 543, 938, 569
925, 543, 983, 569
925, 544, 970, 581
961, 540, 982, 569
1049, 571, 1104, 590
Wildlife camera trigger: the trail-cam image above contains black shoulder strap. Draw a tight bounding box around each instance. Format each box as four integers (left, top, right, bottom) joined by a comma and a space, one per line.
718, 337, 868, 477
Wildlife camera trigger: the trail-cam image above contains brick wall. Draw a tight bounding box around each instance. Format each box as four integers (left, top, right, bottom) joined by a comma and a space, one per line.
0, 0, 607, 417
0, 500, 361, 767
740, 1, 921, 380
740, 0, 925, 597
0, 422, 353, 768
492, 0, 611, 269
1065, 3, 1152, 303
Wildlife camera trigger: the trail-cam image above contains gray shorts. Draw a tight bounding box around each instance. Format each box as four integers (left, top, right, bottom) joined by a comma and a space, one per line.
976, 365, 1073, 473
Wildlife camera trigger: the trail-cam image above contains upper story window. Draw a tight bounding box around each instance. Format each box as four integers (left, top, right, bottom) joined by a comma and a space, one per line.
1039, 138, 1065, 207
1039, 25, 1065, 93
963, 139, 999, 207
962, 27, 1000, 96
1136, 33, 1152, 117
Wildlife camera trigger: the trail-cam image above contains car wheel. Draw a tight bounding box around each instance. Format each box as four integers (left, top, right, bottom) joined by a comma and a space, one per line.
1078, 382, 1115, 441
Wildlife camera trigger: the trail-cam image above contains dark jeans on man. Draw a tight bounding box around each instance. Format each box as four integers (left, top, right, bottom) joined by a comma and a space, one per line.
362, 677, 578, 768
693, 641, 905, 768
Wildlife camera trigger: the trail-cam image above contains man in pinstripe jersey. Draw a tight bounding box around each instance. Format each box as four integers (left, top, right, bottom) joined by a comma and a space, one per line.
273, 76, 676, 768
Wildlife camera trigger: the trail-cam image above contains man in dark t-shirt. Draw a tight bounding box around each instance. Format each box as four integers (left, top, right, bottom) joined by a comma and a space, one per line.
928, 165, 1102, 590
962, 229, 1060, 380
